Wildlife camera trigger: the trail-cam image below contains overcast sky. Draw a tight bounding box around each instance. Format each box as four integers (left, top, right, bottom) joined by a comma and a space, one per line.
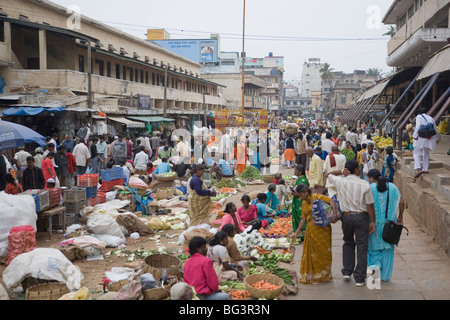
51, 0, 395, 81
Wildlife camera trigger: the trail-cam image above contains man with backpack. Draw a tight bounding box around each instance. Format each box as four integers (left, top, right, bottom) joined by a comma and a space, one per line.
413, 109, 437, 179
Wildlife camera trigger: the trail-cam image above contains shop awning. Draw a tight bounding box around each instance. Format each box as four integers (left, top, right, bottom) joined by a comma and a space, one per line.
2, 106, 65, 116
416, 44, 450, 81
125, 116, 175, 123
108, 117, 146, 128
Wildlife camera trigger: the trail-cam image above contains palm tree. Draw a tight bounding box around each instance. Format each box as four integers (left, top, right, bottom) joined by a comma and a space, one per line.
320, 63, 334, 82
383, 26, 396, 38
366, 68, 384, 80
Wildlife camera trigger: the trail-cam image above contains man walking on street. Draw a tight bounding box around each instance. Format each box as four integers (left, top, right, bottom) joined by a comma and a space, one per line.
73, 139, 91, 179
325, 160, 375, 286
413, 109, 437, 178
111, 134, 127, 165
54, 145, 69, 187
22, 156, 45, 191
306, 147, 324, 194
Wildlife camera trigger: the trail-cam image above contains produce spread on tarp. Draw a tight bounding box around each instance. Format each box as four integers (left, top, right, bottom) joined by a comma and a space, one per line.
0, 160, 300, 301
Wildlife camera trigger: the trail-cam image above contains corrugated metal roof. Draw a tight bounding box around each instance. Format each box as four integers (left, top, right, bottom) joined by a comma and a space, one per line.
108, 117, 146, 128
417, 44, 450, 80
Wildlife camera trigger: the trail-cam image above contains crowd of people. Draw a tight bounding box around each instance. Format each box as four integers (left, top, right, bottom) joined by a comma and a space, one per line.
0, 112, 431, 300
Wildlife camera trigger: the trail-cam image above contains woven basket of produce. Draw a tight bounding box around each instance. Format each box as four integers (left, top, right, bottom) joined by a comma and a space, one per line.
155, 188, 173, 200
244, 274, 284, 300
143, 254, 182, 280
25, 283, 70, 300
262, 175, 274, 183
156, 172, 178, 182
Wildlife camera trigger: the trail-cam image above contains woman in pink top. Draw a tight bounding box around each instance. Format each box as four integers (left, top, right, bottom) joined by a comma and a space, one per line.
182, 237, 229, 300
219, 202, 245, 234
237, 195, 258, 225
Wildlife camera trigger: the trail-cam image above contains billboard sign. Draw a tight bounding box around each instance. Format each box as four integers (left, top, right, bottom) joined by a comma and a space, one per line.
151, 39, 218, 63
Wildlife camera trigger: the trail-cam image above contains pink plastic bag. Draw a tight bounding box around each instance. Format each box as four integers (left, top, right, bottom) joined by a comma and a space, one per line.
5, 225, 36, 267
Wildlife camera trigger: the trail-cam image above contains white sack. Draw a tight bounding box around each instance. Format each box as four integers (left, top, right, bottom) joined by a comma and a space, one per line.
86, 213, 125, 240
2, 248, 84, 291
0, 192, 37, 256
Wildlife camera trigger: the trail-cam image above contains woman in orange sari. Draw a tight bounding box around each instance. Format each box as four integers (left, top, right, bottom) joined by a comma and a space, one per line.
291, 183, 339, 284
236, 135, 247, 175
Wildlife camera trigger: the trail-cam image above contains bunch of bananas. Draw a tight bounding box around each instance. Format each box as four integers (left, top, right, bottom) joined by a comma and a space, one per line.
372, 135, 393, 149
438, 119, 448, 134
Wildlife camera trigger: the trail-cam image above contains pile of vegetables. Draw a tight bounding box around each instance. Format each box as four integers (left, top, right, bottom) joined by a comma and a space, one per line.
340, 148, 356, 161
239, 165, 263, 180
219, 187, 236, 194
260, 217, 292, 238
251, 252, 292, 271
271, 268, 296, 286
251, 280, 281, 290
230, 290, 251, 300
216, 178, 237, 189
160, 171, 177, 177
219, 280, 246, 292
210, 193, 229, 202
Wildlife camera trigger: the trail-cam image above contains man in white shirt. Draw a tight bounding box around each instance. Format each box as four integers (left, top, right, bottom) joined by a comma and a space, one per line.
175, 136, 191, 162
413, 109, 437, 178
323, 146, 346, 197
325, 160, 375, 286
321, 131, 336, 155
219, 129, 234, 161
134, 145, 149, 171
72, 139, 91, 176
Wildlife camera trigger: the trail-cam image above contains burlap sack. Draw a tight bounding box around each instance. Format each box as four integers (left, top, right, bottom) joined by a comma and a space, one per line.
115, 214, 154, 236
183, 228, 214, 245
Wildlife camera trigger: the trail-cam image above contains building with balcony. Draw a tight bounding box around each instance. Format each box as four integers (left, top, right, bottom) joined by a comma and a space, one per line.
383, 0, 450, 68
0, 0, 228, 139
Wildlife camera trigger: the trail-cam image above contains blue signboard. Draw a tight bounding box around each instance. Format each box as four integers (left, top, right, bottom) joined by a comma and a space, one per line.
150, 39, 218, 63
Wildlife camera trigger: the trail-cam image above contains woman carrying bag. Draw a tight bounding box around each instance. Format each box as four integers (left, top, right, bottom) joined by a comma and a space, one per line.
367, 169, 405, 281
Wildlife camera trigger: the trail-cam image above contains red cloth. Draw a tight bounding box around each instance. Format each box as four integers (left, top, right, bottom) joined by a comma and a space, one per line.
183, 253, 219, 295
329, 151, 340, 168
66, 153, 77, 174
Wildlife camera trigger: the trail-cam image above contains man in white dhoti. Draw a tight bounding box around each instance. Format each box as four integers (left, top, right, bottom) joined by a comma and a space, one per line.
412, 110, 437, 179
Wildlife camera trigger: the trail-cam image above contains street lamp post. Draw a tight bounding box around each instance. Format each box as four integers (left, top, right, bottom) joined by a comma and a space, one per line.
241, 0, 246, 130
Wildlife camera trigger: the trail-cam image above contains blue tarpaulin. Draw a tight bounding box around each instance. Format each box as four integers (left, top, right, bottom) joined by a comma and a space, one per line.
2, 106, 65, 116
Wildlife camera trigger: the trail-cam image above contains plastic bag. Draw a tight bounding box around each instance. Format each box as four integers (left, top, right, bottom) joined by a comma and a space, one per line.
92, 234, 126, 248
311, 200, 333, 226
115, 275, 143, 300
86, 212, 126, 240
5, 225, 37, 267
140, 273, 157, 290
0, 193, 37, 256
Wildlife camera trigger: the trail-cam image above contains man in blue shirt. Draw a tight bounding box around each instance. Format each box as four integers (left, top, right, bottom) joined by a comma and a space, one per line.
153, 157, 171, 175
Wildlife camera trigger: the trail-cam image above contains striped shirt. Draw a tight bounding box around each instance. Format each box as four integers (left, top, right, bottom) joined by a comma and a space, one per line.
327, 174, 374, 212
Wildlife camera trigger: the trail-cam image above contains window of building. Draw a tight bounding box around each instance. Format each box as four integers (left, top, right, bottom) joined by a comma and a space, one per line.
129, 67, 133, 81
79, 55, 84, 72
0, 21, 4, 43
398, 13, 407, 29
156, 74, 160, 86
152, 73, 155, 85
140, 70, 144, 83
106, 62, 111, 78
122, 66, 127, 80
145, 71, 149, 84
116, 64, 120, 79
135, 69, 138, 82
95, 59, 104, 76
408, 5, 415, 19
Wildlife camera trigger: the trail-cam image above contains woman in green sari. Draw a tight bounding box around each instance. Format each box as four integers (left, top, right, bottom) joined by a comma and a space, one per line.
291, 165, 309, 240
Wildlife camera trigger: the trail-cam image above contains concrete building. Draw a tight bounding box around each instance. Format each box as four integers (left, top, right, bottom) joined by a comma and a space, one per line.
300, 58, 323, 98
0, 0, 228, 139
383, 0, 450, 69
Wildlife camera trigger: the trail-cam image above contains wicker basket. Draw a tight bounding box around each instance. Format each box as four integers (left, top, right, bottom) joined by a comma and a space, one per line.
25, 283, 70, 300
142, 287, 169, 300
155, 188, 173, 200
244, 274, 284, 300
262, 175, 274, 183
143, 254, 182, 280
107, 279, 129, 292
156, 174, 178, 182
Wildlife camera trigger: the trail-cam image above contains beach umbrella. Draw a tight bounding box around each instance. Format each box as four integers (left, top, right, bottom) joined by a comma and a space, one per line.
0, 119, 46, 151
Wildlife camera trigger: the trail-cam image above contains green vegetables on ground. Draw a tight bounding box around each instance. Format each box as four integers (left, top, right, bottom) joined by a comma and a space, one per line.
238, 165, 263, 180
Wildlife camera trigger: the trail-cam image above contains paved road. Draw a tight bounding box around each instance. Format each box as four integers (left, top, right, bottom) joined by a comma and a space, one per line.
284, 208, 450, 300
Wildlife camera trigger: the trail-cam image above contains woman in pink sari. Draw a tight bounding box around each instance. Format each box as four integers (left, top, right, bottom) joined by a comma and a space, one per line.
236, 195, 258, 225
219, 202, 245, 234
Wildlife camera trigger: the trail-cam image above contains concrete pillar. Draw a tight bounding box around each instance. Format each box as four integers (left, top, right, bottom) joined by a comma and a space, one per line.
39, 29, 47, 70
4, 21, 11, 62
